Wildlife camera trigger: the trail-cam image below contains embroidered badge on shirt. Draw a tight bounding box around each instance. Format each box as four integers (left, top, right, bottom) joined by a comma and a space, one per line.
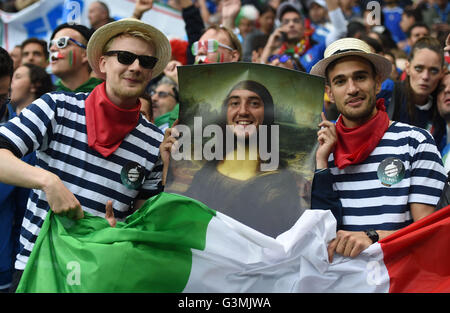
377, 157, 405, 187
121, 162, 145, 190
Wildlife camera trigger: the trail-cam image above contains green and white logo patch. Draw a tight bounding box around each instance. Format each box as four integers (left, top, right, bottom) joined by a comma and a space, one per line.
120, 161, 145, 189
377, 157, 405, 187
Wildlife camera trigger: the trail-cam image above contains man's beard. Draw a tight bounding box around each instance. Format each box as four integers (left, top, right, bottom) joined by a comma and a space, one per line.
342, 95, 377, 124
287, 36, 300, 45
111, 78, 146, 100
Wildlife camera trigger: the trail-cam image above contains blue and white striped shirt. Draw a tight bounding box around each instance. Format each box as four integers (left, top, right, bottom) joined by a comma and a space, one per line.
0, 91, 164, 270
329, 122, 446, 231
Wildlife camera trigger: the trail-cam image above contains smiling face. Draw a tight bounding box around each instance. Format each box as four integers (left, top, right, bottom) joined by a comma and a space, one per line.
326, 56, 381, 128
226, 89, 265, 138
99, 34, 155, 107
406, 48, 443, 99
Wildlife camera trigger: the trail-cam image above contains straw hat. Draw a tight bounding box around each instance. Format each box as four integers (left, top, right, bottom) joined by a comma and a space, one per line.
310, 38, 392, 81
87, 18, 171, 80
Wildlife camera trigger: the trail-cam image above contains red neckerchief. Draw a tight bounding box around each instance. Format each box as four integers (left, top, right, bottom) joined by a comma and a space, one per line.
334, 99, 390, 169
85, 82, 141, 157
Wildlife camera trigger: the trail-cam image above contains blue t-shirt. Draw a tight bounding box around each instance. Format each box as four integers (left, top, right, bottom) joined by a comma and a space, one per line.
383, 6, 406, 43
301, 42, 326, 73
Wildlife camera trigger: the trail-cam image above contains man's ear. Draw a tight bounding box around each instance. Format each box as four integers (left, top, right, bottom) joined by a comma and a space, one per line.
99, 55, 107, 75
30, 84, 37, 95
232, 50, 240, 62
325, 84, 335, 103
79, 48, 89, 65
375, 74, 382, 94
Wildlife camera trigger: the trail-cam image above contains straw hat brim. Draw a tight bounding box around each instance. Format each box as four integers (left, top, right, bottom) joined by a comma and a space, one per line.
310, 50, 392, 82
87, 18, 171, 80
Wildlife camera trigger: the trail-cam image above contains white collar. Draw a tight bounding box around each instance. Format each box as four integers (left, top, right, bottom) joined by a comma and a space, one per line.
415, 96, 433, 111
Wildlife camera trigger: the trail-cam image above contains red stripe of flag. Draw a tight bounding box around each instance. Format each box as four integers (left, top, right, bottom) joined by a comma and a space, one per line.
380, 205, 450, 292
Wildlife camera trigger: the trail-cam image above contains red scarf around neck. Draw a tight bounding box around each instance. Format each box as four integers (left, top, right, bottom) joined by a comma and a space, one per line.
334, 98, 390, 169
85, 82, 141, 157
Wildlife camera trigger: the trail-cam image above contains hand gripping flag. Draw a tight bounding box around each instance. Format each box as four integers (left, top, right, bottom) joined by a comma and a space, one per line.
16, 192, 450, 293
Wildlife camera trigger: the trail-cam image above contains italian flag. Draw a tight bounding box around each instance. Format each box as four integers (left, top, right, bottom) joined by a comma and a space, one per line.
16, 193, 450, 293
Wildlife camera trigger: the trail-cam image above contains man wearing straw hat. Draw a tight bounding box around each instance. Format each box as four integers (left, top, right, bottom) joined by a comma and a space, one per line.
310, 38, 446, 262
0, 18, 171, 291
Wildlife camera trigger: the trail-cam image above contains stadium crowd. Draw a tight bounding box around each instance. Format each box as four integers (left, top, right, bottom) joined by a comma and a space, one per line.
0, 0, 449, 292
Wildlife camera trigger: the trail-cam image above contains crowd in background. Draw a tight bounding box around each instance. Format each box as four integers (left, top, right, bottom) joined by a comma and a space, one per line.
0, 0, 449, 292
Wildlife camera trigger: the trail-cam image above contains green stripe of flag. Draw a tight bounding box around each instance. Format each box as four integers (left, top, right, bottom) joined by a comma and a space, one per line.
16, 192, 216, 293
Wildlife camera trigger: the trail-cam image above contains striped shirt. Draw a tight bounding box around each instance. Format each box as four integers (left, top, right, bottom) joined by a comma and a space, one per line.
0, 91, 164, 270
328, 122, 446, 231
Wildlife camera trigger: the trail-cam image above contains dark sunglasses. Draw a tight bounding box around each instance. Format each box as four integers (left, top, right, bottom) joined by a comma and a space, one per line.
104, 50, 158, 69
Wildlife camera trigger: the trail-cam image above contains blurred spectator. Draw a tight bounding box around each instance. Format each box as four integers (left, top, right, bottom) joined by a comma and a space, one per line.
10, 63, 53, 115
140, 91, 154, 123
436, 71, 450, 172
0, 48, 13, 124
423, 0, 450, 34
260, 2, 325, 72
384, 50, 401, 81
308, 0, 349, 46
382, 0, 406, 44
88, 1, 115, 30
193, 24, 242, 64
308, 0, 333, 45
235, 4, 259, 42
9, 45, 21, 72
0, 47, 16, 293
386, 36, 446, 149
397, 6, 423, 50
339, 0, 361, 20
399, 6, 423, 35
20, 38, 49, 69
0, 47, 33, 294
246, 33, 269, 62
404, 22, 430, 55
151, 76, 179, 133
242, 5, 275, 62
48, 23, 103, 92
256, 4, 276, 36
346, 20, 366, 39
